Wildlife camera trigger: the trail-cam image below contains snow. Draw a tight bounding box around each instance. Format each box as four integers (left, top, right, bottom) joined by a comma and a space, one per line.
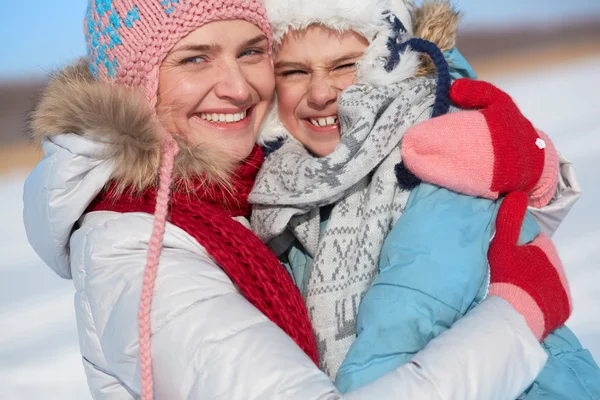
0, 173, 91, 399
489, 57, 600, 359
1, 57, 599, 399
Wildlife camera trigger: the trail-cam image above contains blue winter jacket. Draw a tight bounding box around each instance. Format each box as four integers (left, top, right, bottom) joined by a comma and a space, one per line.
332, 48, 600, 399
334, 183, 600, 399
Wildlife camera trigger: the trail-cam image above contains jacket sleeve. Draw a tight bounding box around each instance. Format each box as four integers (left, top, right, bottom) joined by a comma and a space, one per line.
72, 211, 547, 400
345, 297, 547, 400
337, 184, 542, 396
528, 154, 581, 237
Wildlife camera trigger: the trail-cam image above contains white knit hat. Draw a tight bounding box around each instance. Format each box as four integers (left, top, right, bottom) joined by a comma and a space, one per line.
267, 0, 414, 47
259, 0, 422, 143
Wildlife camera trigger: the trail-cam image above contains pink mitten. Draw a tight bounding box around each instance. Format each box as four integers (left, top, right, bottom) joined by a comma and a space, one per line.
402, 79, 559, 208
488, 192, 572, 341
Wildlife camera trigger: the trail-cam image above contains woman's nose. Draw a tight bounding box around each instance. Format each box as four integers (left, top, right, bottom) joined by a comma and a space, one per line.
213, 63, 252, 106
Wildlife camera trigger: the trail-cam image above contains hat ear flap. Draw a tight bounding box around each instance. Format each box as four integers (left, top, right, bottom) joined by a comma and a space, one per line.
388, 0, 415, 34
257, 96, 291, 146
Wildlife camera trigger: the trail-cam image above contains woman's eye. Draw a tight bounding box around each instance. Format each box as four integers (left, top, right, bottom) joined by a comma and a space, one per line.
181, 56, 206, 64
240, 49, 265, 58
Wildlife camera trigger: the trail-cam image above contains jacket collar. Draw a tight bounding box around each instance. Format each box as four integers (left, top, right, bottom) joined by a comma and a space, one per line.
29, 61, 235, 194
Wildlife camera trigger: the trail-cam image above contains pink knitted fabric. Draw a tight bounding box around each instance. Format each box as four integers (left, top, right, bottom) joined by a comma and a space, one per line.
137, 134, 179, 400
489, 284, 546, 340
530, 130, 559, 208
402, 111, 559, 208
489, 232, 572, 341
488, 192, 572, 342
85, 0, 273, 107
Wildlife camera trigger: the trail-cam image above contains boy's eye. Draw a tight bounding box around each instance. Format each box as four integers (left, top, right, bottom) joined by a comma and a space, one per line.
336, 63, 356, 70
281, 70, 307, 77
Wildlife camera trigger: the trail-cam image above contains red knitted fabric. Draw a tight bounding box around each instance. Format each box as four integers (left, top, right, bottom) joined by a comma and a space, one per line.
88, 146, 319, 364
488, 192, 572, 339
450, 79, 545, 195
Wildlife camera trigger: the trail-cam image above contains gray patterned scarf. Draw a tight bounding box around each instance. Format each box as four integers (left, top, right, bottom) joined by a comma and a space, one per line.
249, 76, 436, 378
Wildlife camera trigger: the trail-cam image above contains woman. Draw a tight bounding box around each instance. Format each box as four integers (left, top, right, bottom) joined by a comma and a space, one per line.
25, 0, 551, 399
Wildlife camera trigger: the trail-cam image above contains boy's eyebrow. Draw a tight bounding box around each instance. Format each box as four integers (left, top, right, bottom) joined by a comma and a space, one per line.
275, 51, 364, 70
171, 34, 267, 54
274, 60, 309, 70
325, 52, 364, 68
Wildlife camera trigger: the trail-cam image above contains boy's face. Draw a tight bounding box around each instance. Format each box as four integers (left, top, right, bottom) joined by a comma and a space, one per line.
274, 25, 368, 156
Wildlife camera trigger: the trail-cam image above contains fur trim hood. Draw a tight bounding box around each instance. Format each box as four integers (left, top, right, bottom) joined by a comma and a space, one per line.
257, 0, 460, 143
266, 0, 416, 48
265, 0, 459, 77
29, 61, 235, 193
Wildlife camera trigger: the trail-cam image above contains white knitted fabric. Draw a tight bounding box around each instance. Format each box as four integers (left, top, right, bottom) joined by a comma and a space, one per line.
250, 76, 437, 378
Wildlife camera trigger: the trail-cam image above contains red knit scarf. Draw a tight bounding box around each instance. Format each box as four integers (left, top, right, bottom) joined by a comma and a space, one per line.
87, 146, 319, 364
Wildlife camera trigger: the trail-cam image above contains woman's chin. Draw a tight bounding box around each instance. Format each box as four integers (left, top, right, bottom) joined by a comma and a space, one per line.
185, 128, 256, 163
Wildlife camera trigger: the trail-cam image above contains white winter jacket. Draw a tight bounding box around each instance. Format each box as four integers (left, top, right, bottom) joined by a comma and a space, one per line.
22, 62, 579, 400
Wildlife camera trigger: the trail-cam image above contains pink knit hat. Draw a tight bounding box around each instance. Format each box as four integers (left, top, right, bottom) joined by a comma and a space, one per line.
85, 0, 273, 108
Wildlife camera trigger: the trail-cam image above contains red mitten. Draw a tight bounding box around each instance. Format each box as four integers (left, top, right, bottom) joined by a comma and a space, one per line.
488, 192, 572, 341
402, 79, 559, 208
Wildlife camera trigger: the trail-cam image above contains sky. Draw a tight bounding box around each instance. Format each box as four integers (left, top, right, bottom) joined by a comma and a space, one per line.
1, 0, 600, 79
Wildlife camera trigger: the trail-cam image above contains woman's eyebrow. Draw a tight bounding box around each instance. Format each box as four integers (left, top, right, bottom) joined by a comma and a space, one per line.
170, 35, 267, 55
171, 43, 215, 53
244, 34, 268, 47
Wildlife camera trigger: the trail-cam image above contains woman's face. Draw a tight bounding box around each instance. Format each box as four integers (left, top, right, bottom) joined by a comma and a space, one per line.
158, 20, 275, 162
274, 25, 368, 157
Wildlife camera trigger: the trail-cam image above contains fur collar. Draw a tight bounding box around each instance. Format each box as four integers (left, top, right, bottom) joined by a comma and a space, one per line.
414, 0, 460, 76
266, 0, 415, 49
29, 61, 234, 193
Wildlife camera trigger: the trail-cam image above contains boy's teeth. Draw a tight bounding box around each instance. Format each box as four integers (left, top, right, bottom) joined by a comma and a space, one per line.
310, 116, 338, 127
199, 110, 247, 123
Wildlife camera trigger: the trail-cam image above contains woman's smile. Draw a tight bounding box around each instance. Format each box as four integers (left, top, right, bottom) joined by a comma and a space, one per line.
192, 105, 255, 131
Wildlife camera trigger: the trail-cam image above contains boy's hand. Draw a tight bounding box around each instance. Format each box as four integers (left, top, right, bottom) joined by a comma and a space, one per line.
488, 192, 572, 340
401, 79, 559, 208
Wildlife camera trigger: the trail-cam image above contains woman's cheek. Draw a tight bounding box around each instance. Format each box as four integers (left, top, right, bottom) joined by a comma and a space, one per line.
244, 60, 275, 98
180, 76, 210, 103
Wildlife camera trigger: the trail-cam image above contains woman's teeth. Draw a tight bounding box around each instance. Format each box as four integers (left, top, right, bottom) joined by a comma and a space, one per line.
309, 116, 338, 127
198, 110, 248, 123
